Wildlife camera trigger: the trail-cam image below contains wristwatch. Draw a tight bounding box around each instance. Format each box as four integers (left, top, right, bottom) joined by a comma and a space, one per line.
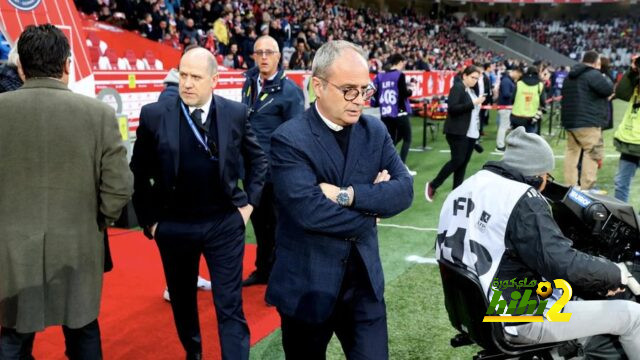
336, 187, 351, 207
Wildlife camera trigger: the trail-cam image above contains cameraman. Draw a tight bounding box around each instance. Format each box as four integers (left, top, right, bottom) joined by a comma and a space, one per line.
613, 55, 640, 202
436, 127, 640, 358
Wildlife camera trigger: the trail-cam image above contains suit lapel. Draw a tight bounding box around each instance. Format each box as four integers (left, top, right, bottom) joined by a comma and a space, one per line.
308, 107, 344, 177
342, 120, 363, 184
165, 98, 181, 176
214, 95, 228, 180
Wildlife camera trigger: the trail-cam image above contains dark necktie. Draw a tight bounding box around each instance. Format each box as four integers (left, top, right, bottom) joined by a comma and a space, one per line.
190, 108, 204, 126
190, 108, 217, 158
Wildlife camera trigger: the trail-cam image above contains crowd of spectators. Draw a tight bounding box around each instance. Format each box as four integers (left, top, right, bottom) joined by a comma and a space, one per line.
505, 17, 639, 69
74, 0, 497, 71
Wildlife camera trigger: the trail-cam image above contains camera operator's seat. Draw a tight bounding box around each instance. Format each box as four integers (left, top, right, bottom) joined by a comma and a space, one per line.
438, 259, 560, 359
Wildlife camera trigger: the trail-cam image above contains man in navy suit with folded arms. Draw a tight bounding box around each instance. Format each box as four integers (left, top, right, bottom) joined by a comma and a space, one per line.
130, 47, 267, 360
266, 40, 414, 359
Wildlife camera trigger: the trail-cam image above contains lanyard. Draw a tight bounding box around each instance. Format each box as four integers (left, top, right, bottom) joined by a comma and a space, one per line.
180, 102, 217, 160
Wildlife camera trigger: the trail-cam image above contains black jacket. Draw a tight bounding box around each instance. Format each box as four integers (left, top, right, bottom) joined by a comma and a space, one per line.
241, 67, 304, 158
444, 77, 474, 136
561, 63, 613, 129
483, 162, 621, 302
130, 95, 268, 230
497, 73, 516, 106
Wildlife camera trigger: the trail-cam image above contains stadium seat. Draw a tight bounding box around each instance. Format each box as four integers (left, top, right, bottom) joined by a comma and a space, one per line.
215, 54, 224, 65
88, 46, 100, 69
105, 48, 119, 69
117, 57, 130, 70
124, 49, 138, 69
98, 56, 111, 71
98, 40, 108, 56
438, 259, 562, 359
142, 50, 163, 70
135, 58, 146, 70
87, 32, 101, 49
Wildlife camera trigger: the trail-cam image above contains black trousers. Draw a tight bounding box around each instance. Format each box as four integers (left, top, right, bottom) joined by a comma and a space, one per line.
249, 182, 276, 277
0, 319, 102, 360
431, 134, 476, 190
155, 211, 249, 360
279, 247, 388, 360
381, 115, 412, 163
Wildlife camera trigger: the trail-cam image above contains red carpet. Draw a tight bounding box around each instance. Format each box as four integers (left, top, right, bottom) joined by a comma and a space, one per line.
32, 229, 280, 359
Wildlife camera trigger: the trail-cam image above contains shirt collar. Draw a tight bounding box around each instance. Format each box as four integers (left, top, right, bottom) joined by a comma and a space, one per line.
315, 102, 344, 132
188, 94, 213, 123
257, 72, 278, 94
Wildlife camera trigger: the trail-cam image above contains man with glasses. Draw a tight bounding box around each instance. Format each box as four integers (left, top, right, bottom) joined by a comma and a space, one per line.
131, 47, 267, 360
241, 35, 304, 287
266, 40, 414, 358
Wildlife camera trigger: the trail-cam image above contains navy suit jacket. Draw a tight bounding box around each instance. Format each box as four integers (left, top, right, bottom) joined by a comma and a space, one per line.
130, 94, 268, 231
266, 106, 414, 323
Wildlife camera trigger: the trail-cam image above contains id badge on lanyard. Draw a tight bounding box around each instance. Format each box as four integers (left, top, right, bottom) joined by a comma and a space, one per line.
180, 102, 217, 161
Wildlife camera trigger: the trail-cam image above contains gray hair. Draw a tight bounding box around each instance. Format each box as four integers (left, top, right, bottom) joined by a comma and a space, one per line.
254, 35, 280, 52
311, 40, 367, 79
7, 46, 19, 67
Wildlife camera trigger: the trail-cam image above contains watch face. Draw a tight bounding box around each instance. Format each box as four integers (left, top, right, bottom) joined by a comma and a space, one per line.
337, 191, 349, 206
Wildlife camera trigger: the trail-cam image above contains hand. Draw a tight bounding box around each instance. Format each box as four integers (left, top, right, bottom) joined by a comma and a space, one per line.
319, 183, 340, 204
237, 204, 253, 225
606, 288, 625, 297
150, 223, 158, 238
616, 262, 640, 295
374, 169, 390, 184
473, 95, 486, 105
319, 183, 354, 206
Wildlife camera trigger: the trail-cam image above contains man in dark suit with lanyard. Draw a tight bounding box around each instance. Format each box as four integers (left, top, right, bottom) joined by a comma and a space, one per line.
130, 47, 267, 360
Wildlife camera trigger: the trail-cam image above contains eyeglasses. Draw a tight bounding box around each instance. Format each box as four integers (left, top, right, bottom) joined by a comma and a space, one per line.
316, 77, 377, 102
254, 50, 279, 57
469, 76, 480, 81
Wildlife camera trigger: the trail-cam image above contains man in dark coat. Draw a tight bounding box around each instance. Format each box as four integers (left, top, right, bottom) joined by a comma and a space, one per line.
561, 50, 614, 190
266, 40, 413, 359
130, 47, 267, 360
240, 35, 304, 286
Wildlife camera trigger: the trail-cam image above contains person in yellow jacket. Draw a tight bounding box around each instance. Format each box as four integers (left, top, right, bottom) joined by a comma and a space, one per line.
510, 66, 547, 134
213, 11, 232, 54
613, 57, 640, 202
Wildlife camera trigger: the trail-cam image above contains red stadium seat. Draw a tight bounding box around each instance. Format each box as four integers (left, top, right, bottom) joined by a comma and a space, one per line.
88, 46, 100, 68
125, 49, 137, 68
87, 32, 101, 48
105, 48, 118, 69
